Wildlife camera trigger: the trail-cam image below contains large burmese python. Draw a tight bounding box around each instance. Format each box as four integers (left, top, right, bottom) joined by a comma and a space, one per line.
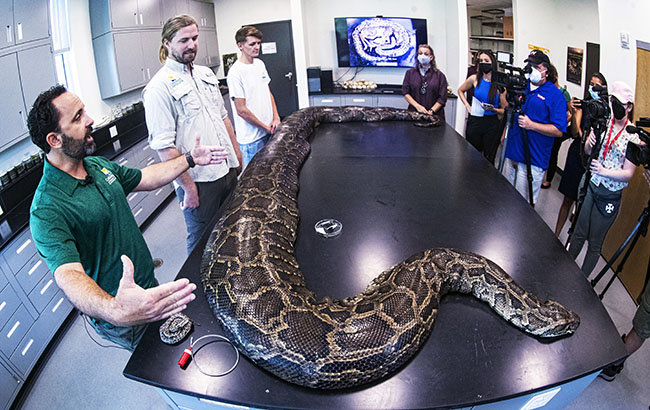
200, 106, 580, 390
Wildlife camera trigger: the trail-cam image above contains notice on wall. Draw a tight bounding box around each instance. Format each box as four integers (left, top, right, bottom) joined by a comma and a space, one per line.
262, 42, 277, 55
567, 47, 583, 85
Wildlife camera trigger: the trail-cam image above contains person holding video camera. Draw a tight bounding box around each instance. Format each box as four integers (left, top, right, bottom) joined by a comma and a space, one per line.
458, 50, 504, 164
567, 81, 640, 276
402, 44, 448, 123
553, 73, 608, 237
502, 50, 567, 205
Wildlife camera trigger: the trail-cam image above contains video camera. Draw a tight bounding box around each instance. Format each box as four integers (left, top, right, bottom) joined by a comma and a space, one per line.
491, 52, 530, 109
626, 121, 650, 169
575, 85, 610, 138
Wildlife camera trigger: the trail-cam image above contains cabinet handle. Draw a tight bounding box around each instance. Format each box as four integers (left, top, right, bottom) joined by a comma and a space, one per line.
7, 321, 20, 338
147, 67, 151, 79
140, 13, 144, 25
5, 24, 12, 43
52, 297, 64, 313
16, 238, 32, 255
134, 13, 138, 25
40, 279, 53, 295
21, 339, 34, 356
128, 192, 138, 201
147, 158, 156, 166
134, 208, 143, 217
28, 260, 42, 276
0, 301, 6, 312
321, 99, 334, 103
142, 68, 146, 81
352, 98, 365, 103
16, 23, 22, 41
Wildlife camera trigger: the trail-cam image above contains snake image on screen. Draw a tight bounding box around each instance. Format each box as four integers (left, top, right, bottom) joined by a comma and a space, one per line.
349, 18, 416, 66
200, 106, 580, 390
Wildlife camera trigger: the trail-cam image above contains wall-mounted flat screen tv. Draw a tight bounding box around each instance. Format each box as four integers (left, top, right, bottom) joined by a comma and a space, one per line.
334, 17, 428, 67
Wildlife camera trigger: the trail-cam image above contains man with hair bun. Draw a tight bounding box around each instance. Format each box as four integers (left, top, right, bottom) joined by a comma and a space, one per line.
227, 25, 281, 170
143, 14, 242, 254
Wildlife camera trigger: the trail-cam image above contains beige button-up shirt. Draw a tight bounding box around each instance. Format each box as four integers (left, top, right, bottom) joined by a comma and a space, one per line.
143, 58, 239, 184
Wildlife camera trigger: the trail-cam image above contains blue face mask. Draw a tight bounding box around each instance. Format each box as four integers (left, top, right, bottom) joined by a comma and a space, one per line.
589, 86, 600, 101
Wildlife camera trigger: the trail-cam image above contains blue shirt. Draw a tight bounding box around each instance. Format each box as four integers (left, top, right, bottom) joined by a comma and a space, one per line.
474, 78, 500, 116
505, 81, 567, 169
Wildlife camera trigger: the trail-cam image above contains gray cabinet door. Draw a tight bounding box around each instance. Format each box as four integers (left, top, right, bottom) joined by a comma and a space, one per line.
189, 0, 215, 28
17, 44, 57, 111
160, 0, 189, 23
13, 0, 49, 45
137, 0, 163, 27
0, 53, 28, 148
141, 29, 162, 81
201, 29, 219, 67
113, 31, 146, 91
0, 0, 14, 49
0, 361, 21, 410
110, 0, 140, 29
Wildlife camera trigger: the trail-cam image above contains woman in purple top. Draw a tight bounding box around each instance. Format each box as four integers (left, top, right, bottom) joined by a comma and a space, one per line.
402, 44, 448, 123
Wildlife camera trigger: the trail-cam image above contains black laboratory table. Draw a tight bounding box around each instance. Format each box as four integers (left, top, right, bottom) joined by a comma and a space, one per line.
124, 121, 626, 410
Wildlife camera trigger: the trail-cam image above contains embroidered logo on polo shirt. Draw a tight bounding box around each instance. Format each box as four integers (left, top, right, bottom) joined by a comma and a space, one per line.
101, 168, 116, 184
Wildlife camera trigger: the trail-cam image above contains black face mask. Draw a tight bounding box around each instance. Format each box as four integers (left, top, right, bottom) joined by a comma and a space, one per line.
479, 63, 492, 74
611, 98, 627, 120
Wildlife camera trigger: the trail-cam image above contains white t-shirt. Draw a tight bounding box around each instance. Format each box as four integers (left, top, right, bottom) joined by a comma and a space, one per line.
226, 59, 273, 145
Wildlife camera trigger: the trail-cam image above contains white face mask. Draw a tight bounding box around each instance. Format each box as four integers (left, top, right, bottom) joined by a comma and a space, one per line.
527, 68, 543, 84
417, 54, 431, 65
589, 86, 601, 101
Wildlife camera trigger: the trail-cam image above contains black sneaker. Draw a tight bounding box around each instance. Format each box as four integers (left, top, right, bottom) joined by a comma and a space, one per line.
599, 362, 624, 381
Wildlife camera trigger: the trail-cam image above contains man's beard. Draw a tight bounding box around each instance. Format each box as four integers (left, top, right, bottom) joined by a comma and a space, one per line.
61, 131, 95, 160
172, 48, 196, 64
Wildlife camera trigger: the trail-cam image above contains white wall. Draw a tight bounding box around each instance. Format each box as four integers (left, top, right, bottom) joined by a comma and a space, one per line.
513, 0, 599, 101
598, 0, 650, 91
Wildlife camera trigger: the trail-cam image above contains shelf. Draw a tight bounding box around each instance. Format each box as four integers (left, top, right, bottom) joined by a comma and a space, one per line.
470, 36, 513, 41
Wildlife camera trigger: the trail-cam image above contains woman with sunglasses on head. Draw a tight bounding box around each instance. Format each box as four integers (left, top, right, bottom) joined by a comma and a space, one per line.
457, 50, 504, 164
567, 81, 640, 277
402, 44, 448, 123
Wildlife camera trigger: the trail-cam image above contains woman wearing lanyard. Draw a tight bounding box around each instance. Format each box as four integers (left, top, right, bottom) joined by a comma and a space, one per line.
457, 50, 503, 164
402, 44, 448, 123
568, 81, 640, 276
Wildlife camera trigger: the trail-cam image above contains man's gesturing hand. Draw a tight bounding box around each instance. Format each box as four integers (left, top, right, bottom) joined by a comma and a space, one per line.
190, 134, 228, 166
110, 255, 197, 327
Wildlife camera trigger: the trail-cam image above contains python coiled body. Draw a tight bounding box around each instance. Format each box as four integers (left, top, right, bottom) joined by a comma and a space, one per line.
200, 106, 580, 390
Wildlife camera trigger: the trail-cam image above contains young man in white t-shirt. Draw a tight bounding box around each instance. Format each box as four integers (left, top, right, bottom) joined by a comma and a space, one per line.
226, 25, 281, 169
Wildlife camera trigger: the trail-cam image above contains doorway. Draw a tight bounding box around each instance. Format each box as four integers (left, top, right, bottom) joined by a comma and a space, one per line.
246, 20, 299, 118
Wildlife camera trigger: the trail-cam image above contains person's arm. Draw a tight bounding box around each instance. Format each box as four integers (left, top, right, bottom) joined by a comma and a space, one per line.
431, 72, 448, 114
139, 135, 227, 206
223, 116, 242, 172
590, 157, 637, 182
517, 115, 563, 137
233, 97, 273, 133
269, 91, 281, 133
54, 256, 196, 327
457, 75, 475, 112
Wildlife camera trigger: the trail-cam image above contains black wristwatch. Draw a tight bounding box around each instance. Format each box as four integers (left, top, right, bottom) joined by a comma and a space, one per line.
185, 152, 196, 168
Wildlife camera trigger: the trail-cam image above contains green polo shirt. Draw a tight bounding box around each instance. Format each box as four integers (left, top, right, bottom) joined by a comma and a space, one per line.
30, 156, 156, 299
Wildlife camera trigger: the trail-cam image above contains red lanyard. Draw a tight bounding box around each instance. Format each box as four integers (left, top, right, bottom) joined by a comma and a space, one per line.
602, 118, 627, 161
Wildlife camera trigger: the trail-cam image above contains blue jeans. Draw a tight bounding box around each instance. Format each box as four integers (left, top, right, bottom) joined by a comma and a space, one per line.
240, 134, 270, 170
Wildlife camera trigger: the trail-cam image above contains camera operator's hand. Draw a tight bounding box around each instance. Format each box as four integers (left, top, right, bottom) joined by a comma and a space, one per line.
589, 159, 605, 176
518, 114, 534, 130
571, 97, 582, 110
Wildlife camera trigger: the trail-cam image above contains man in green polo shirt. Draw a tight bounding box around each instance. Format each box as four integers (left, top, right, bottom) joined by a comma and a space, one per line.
27, 85, 229, 351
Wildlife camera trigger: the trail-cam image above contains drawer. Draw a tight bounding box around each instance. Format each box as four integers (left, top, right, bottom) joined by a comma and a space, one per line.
132, 202, 150, 227
344, 95, 376, 107
2, 230, 37, 274
138, 142, 157, 166
15, 254, 49, 294
10, 291, 72, 376
28, 274, 58, 313
0, 266, 6, 290
0, 305, 35, 357
0, 284, 21, 329
0, 361, 21, 410
139, 152, 160, 169
310, 95, 342, 107
114, 151, 136, 169
147, 184, 173, 210
127, 190, 148, 210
